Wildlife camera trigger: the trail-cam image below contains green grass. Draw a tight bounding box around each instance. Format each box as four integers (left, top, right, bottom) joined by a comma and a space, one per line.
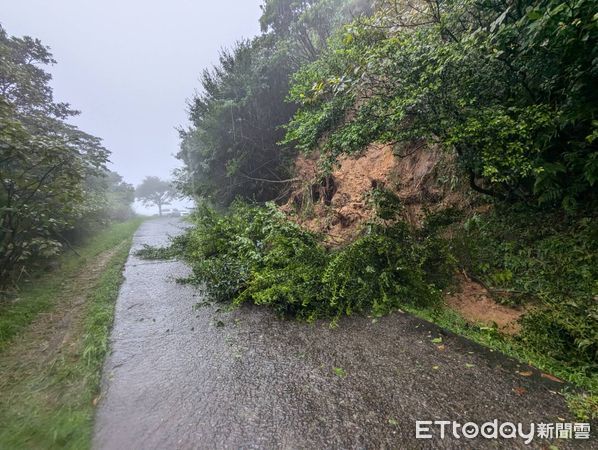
0, 220, 140, 449
0, 218, 143, 351
403, 304, 598, 420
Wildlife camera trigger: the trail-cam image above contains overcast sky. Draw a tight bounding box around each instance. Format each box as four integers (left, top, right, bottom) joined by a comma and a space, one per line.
2, 0, 263, 213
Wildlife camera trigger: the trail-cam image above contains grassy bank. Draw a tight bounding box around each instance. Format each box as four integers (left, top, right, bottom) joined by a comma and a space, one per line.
0, 218, 143, 351
0, 218, 141, 449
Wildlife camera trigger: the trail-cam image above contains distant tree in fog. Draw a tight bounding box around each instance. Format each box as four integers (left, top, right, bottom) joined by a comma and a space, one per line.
135, 176, 175, 216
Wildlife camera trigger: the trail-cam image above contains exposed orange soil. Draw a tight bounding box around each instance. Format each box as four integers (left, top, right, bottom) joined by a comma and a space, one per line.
283, 141, 465, 245
445, 275, 525, 335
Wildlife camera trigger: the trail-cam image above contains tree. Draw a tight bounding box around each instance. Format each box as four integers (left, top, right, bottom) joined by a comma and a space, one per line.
103, 171, 135, 221
0, 26, 111, 289
177, 0, 370, 206
177, 38, 297, 206
0, 26, 74, 120
135, 177, 175, 216
74, 170, 135, 233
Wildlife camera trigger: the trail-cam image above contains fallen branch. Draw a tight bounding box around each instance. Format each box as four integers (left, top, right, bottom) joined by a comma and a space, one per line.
240, 173, 301, 184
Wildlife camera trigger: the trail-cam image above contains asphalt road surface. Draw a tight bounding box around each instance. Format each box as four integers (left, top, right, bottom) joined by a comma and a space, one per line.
93, 218, 591, 449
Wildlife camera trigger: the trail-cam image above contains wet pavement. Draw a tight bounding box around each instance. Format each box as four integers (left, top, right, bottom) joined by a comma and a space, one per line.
93, 218, 591, 449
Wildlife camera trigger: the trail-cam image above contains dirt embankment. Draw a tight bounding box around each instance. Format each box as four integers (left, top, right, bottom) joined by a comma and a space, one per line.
281, 142, 523, 333
282, 141, 464, 245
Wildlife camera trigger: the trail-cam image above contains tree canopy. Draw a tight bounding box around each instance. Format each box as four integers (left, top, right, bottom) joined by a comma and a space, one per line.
135, 176, 175, 216
0, 25, 132, 289
177, 0, 371, 206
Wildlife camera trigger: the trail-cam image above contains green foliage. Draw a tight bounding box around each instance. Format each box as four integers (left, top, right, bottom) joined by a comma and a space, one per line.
0, 26, 133, 289
446, 105, 554, 184
285, 0, 598, 209
178, 0, 371, 206
146, 202, 440, 320
63, 170, 135, 243
237, 232, 328, 319
177, 38, 298, 205
323, 227, 440, 319
332, 366, 347, 377
260, 0, 369, 62
179, 202, 328, 317
449, 206, 597, 371
97, 171, 135, 222
135, 243, 179, 260
566, 392, 598, 421
365, 187, 403, 220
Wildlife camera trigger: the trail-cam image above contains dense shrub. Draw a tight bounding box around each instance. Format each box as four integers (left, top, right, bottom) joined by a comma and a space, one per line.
323, 227, 440, 319
181, 202, 327, 310
164, 202, 440, 320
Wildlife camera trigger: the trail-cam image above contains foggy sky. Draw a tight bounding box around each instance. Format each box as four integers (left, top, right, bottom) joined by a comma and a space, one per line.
2, 0, 263, 213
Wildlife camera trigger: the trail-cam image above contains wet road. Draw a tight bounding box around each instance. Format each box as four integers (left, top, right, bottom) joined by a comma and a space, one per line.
93, 218, 589, 449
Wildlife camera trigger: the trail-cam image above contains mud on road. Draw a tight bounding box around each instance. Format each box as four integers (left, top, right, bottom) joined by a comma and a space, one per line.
93, 218, 589, 449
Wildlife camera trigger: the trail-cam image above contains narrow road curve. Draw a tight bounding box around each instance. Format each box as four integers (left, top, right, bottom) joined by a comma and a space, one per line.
93, 218, 586, 449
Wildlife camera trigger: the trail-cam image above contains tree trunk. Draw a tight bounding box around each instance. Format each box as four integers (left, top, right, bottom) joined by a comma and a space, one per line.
158, 203, 162, 216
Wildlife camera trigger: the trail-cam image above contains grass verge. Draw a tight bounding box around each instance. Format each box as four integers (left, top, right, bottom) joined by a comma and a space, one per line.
0, 218, 141, 449
0, 219, 143, 351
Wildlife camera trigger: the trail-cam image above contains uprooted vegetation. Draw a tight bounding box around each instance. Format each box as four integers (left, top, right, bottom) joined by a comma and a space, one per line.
142, 198, 597, 419
159, 201, 447, 321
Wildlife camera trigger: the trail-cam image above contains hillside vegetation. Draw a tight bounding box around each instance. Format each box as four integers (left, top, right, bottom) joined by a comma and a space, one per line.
0, 25, 135, 293
165, 0, 597, 417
